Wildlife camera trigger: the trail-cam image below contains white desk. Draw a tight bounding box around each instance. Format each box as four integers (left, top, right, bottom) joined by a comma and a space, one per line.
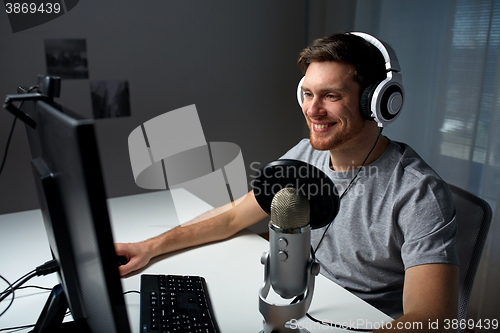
0, 189, 392, 332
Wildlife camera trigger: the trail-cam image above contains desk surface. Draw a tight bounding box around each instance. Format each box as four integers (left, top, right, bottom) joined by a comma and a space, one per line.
0, 189, 392, 332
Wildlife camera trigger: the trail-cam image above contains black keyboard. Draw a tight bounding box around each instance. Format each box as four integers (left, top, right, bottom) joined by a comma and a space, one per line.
140, 274, 220, 333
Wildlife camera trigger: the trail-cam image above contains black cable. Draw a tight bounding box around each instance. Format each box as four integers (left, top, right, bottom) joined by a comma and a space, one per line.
16, 285, 53, 292
0, 117, 17, 177
0, 271, 37, 304
0, 274, 15, 318
0, 270, 34, 298
306, 313, 374, 332
0, 270, 35, 302
0, 260, 59, 331
123, 290, 140, 295
313, 127, 384, 255
35, 259, 59, 276
0, 259, 58, 312
304, 127, 384, 331
0, 85, 39, 178
0, 259, 58, 302
7, 269, 36, 288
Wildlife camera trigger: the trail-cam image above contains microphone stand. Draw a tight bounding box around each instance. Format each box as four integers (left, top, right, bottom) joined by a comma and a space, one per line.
258, 251, 320, 333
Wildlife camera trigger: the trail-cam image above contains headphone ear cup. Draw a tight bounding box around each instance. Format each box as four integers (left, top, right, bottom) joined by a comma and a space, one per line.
297, 76, 305, 107
379, 84, 404, 121
359, 83, 377, 121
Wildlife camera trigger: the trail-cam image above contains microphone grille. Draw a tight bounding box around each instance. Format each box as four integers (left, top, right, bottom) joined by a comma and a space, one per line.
270, 187, 310, 229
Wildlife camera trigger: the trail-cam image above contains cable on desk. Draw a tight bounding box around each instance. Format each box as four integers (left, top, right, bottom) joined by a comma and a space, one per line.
0, 270, 37, 318
0, 259, 59, 315
1, 270, 36, 301
0, 274, 15, 317
305, 313, 374, 332
6, 285, 53, 302
16, 285, 53, 292
289, 294, 374, 332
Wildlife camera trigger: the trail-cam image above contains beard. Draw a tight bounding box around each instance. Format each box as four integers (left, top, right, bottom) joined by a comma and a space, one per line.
308, 119, 365, 151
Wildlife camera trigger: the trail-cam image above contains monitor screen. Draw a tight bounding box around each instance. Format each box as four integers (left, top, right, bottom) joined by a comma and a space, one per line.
20, 89, 131, 333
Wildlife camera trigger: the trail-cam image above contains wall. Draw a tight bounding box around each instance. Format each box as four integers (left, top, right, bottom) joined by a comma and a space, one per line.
0, 0, 310, 235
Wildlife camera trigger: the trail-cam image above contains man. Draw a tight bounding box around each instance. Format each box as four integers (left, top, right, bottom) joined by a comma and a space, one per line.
116, 33, 459, 331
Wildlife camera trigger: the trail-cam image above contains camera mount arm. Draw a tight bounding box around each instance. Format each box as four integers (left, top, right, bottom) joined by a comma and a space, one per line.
3, 93, 46, 128
3, 75, 61, 129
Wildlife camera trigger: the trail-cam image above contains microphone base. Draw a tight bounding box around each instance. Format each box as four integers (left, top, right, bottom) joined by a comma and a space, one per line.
259, 252, 320, 333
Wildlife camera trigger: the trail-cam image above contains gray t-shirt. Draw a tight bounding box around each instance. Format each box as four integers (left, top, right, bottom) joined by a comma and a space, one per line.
280, 138, 459, 318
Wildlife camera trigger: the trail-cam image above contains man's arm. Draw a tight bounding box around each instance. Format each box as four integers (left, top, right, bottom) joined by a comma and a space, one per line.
376, 263, 459, 332
115, 190, 268, 276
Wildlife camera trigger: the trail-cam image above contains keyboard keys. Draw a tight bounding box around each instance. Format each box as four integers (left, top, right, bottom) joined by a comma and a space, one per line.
140, 274, 220, 333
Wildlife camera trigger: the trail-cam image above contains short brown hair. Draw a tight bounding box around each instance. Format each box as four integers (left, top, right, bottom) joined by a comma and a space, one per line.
297, 33, 386, 90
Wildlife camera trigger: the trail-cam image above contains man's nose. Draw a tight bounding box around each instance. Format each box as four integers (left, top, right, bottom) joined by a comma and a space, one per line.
304, 97, 326, 118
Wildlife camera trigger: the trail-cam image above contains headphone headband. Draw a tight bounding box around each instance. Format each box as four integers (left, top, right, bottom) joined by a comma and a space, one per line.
350, 32, 401, 72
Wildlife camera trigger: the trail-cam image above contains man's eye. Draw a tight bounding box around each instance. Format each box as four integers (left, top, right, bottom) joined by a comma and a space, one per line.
326, 94, 337, 100
304, 92, 313, 98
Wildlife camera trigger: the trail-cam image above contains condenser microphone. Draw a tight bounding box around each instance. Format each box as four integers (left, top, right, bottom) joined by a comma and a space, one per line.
255, 160, 339, 332
269, 187, 311, 299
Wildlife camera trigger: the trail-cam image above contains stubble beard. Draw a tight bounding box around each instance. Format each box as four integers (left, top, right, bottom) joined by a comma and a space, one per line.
308, 120, 365, 151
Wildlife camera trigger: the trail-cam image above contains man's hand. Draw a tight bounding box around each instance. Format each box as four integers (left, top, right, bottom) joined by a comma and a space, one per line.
115, 241, 153, 276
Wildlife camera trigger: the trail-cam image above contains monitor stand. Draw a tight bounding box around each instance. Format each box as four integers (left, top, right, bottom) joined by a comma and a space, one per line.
31, 284, 90, 333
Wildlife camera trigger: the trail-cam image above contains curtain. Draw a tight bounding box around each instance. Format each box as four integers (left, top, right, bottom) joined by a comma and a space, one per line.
320, 0, 500, 326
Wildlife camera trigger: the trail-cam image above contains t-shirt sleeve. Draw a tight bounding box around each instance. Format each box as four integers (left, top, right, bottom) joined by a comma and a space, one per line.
396, 176, 460, 270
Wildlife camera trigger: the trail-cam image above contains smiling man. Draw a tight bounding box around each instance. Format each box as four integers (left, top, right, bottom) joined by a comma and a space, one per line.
115, 33, 459, 332
300, 60, 387, 167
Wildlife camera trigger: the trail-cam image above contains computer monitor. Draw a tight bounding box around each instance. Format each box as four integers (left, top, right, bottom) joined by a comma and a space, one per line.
17, 86, 131, 333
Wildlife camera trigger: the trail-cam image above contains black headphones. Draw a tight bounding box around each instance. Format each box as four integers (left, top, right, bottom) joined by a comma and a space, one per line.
296, 32, 404, 128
